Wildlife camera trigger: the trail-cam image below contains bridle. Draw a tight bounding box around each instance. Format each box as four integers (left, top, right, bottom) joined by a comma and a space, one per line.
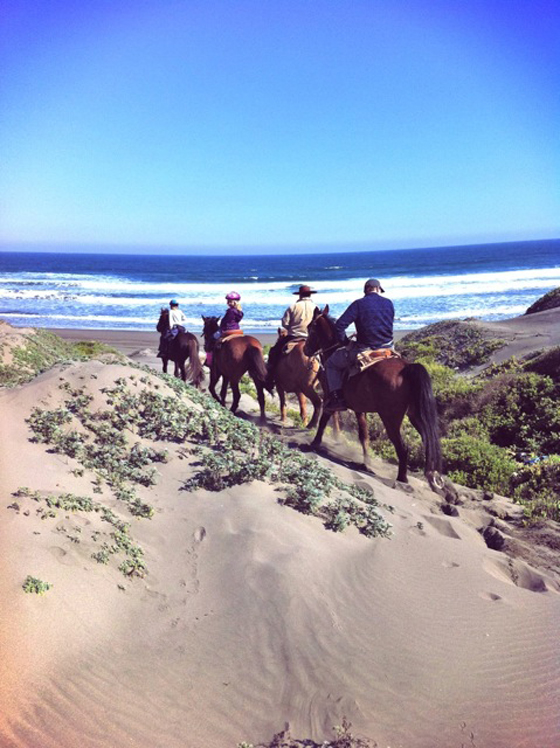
305, 315, 344, 365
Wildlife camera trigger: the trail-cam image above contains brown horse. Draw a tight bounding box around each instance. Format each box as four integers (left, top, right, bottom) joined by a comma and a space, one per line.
304, 306, 443, 490
201, 316, 267, 423
273, 329, 323, 429
156, 309, 204, 387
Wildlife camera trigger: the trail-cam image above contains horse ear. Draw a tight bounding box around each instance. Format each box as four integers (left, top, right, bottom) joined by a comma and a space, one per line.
312, 307, 321, 320
323, 304, 329, 315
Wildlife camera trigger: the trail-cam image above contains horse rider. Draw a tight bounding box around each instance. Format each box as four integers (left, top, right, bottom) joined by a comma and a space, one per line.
265, 284, 318, 392
215, 291, 244, 340
323, 278, 395, 412
157, 298, 188, 358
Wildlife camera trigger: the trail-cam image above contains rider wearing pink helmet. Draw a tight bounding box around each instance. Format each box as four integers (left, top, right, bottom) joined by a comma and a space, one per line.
216, 291, 243, 338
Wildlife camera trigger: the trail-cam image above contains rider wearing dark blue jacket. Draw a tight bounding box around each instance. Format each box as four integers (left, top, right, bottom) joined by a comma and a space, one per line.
325, 279, 395, 411
335, 289, 394, 348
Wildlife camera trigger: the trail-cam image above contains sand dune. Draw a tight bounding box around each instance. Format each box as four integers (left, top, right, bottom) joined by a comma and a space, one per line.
1, 314, 560, 747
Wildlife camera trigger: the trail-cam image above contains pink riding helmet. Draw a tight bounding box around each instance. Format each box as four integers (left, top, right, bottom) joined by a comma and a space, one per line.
225, 291, 241, 300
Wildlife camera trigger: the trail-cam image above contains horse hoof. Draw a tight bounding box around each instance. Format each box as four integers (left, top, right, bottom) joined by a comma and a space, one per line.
427, 471, 446, 494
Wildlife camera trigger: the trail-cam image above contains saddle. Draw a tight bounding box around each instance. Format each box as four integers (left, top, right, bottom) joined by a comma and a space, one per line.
216, 329, 244, 346
282, 339, 303, 355
348, 347, 401, 379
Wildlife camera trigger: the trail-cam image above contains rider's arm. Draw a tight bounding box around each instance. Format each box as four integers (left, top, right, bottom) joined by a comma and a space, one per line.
281, 305, 292, 331
334, 301, 358, 342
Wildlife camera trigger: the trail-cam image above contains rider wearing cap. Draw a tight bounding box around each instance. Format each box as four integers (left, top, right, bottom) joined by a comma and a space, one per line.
265, 284, 319, 392
168, 298, 188, 329
324, 278, 395, 412
158, 299, 188, 358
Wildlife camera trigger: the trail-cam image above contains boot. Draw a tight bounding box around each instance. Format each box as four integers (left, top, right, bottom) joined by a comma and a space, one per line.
324, 389, 347, 412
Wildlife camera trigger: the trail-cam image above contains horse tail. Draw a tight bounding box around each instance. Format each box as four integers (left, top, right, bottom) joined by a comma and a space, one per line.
402, 363, 442, 475
187, 336, 205, 387
247, 345, 268, 383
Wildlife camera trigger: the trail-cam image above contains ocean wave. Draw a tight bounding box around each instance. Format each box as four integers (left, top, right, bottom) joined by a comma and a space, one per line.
1, 266, 559, 300
1, 276, 559, 308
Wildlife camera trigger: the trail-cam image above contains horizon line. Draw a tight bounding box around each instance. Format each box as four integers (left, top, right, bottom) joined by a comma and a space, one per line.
0, 236, 558, 257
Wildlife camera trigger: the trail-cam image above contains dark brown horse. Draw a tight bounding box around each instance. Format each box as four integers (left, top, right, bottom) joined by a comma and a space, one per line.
304, 306, 443, 490
201, 316, 267, 423
273, 329, 323, 429
156, 309, 204, 387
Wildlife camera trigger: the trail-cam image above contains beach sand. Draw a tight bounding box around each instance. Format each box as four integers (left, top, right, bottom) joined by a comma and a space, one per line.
1, 311, 559, 747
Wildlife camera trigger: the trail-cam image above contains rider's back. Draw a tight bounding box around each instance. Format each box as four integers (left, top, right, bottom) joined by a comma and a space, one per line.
336, 293, 394, 348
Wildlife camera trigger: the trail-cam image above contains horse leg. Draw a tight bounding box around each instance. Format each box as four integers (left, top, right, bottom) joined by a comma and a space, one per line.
208, 367, 221, 404
177, 358, 186, 381
278, 386, 287, 424
306, 388, 322, 430
220, 377, 229, 406
297, 392, 308, 427
255, 383, 266, 424
382, 415, 409, 484
162, 357, 168, 375
331, 411, 341, 439
229, 380, 240, 413
311, 410, 331, 449
355, 412, 371, 469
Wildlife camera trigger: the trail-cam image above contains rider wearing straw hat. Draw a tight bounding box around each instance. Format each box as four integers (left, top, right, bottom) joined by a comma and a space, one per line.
265, 284, 319, 392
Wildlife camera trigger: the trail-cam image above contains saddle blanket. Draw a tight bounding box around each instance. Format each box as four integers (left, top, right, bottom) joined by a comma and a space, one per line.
349, 347, 401, 378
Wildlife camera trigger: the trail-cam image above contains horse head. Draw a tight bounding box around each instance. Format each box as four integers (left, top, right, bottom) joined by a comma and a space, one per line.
201, 315, 221, 352
156, 307, 169, 333
304, 305, 332, 356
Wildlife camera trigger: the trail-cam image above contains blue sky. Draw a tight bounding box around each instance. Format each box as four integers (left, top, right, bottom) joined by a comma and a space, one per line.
1, 0, 558, 253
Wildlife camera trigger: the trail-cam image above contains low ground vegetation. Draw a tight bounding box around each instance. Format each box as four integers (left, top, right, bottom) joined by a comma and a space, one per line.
0, 327, 121, 386
16, 361, 392, 589
398, 320, 505, 369
381, 331, 560, 522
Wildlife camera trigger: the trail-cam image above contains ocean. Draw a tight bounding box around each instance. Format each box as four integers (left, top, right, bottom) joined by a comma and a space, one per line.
0, 239, 559, 334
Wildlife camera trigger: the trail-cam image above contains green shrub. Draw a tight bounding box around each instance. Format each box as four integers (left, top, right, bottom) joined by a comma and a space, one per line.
423, 361, 482, 423
511, 456, 560, 523
478, 372, 560, 454
441, 434, 518, 494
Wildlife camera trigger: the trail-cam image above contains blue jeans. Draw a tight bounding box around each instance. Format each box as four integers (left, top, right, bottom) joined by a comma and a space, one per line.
325, 342, 370, 392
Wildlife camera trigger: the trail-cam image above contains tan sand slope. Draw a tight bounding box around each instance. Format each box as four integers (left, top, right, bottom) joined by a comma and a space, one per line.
1, 354, 559, 748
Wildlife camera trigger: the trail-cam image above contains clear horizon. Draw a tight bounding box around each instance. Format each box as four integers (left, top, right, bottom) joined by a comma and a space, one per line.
1, 236, 559, 257
1, 1, 559, 252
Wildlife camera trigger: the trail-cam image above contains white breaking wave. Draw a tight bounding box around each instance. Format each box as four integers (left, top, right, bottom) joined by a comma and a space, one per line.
1, 266, 559, 303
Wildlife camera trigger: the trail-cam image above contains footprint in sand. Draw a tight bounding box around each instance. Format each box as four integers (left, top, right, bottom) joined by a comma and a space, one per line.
424, 516, 461, 539
479, 591, 502, 602
393, 480, 414, 493
482, 557, 551, 593
193, 526, 206, 543
48, 546, 74, 566
442, 561, 460, 569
